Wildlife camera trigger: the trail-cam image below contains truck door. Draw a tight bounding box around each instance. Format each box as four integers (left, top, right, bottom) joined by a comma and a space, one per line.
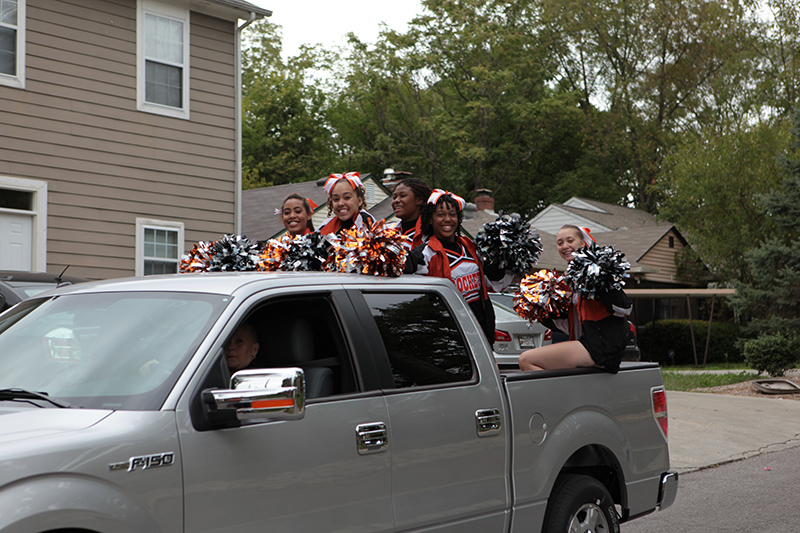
355, 290, 510, 532
178, 290, 393, 532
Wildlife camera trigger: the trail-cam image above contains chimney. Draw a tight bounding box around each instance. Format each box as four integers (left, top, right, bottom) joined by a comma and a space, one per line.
474, 189, 495, 212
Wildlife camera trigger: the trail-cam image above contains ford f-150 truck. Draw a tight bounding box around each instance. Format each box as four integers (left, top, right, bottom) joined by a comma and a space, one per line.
0, 272, 676, 532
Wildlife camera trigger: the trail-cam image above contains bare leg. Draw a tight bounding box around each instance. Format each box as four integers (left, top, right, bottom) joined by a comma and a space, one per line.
518, 341, 596, 371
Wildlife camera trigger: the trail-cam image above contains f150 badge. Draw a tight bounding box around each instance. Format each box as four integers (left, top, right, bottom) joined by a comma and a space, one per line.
109, 452, 175, 472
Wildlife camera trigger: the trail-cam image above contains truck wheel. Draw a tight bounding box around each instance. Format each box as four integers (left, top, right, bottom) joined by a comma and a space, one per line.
543, 474, 620, 533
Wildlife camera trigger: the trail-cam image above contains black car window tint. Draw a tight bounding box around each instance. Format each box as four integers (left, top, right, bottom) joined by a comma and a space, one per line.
362, 292, 473, 388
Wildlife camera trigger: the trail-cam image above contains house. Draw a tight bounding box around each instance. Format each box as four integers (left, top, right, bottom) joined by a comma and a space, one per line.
0, 0, 271, 279
242, 173, 394, 242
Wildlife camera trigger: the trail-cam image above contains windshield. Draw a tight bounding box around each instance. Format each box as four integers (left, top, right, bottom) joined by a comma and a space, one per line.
0, 291, 228, 410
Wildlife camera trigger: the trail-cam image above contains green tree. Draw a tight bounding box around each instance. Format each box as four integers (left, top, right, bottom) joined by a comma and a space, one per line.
241, 21, 339, 189
657, 118, 790, 282
749, 0, 800, 116
733, 108, 800, 342
540, 0, 757, 210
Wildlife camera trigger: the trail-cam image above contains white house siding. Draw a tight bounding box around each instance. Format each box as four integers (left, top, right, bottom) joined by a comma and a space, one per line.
0, 1, 237, 279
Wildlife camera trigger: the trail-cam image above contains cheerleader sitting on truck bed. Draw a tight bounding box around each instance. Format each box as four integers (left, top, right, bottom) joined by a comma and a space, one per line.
518, 225, 632, 373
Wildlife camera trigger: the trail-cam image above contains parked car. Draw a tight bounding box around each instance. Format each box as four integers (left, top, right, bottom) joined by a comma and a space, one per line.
0, 272, 676, 532
0, 270, 88, 312
492, 300, 550, 366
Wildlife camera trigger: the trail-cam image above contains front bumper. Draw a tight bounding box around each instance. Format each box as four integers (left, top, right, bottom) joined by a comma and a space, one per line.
658, 471, 679, 510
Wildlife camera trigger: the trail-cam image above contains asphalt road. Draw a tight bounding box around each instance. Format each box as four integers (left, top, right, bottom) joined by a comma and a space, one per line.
623, 445, 800, 533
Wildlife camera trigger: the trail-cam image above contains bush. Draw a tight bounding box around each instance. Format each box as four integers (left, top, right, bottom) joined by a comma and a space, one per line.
640, 319, 743, 366
743, 333, 800, 377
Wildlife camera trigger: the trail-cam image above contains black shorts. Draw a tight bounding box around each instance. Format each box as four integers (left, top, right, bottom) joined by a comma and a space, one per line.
579, 315, 627, 373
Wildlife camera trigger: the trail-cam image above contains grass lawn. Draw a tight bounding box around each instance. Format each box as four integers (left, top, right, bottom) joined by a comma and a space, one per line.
661, 371, 756, 391
659, 362, 750, 371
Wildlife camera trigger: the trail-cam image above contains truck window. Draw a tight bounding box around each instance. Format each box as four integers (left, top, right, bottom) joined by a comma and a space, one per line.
362, 292, 473, 388
243, 294, 357, 397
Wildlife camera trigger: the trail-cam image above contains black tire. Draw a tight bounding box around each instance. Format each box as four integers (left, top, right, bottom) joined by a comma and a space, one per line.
543, 474, 620, 533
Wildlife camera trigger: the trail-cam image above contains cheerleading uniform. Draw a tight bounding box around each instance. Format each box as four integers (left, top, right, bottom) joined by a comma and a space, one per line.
388, 217, 425, 249
318, 209, 375, 236
407, 235, 497, 344
544, 289, 632, 373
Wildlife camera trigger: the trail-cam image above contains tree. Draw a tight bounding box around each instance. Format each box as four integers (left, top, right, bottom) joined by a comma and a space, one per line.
539, 0, 757, 210
657, 118, 791, 282
241, 21, 340, 188
733, 108, 800, 350
749, 0, 800, 116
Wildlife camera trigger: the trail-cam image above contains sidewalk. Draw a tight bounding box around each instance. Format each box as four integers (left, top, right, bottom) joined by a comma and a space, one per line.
667, 390, 800, 473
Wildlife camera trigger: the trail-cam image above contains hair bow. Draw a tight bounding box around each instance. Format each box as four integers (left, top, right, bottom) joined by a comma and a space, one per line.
579, 227, 596, 243
307, 198, 319, 210
427, 189, 466, 211
323, 172, 363, 194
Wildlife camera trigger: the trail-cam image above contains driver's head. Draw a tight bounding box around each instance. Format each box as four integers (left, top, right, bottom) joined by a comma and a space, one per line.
224, 323, 259, 371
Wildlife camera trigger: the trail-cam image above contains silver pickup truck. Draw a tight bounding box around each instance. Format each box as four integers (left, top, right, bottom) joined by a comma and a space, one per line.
0, 273, 676, 532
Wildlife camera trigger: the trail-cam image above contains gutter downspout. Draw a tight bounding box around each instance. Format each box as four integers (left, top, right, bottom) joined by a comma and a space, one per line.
235, 11, 260, 235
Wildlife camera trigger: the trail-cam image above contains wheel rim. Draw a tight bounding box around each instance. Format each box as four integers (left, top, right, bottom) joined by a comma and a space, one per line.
567, 502, 610, 533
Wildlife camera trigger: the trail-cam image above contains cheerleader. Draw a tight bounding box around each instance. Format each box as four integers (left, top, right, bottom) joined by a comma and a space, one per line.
389, 178, 431, 248
280, 193, 316, 236
317, 172, 375, 235
405, 189, 506, 344
518, 225, 632, 373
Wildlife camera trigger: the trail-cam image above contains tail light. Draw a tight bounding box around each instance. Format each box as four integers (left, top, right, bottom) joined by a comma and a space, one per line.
652, 388, 668, 438
544, 329, 552, 341
629, 322, 637, 336
495, 330, 512, 342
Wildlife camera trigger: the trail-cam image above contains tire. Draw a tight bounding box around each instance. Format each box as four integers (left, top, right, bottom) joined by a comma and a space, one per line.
543, 474, 620, 533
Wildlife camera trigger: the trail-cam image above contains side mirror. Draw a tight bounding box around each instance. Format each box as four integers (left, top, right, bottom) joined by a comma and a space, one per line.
202, 368, 305, 426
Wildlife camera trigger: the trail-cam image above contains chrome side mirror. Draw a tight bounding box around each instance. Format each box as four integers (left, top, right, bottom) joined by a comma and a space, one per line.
203, 368, 305, 424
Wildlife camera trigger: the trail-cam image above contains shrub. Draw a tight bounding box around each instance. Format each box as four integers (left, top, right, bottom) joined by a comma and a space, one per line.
640, 319, 743, 366
743, 333, 800, 377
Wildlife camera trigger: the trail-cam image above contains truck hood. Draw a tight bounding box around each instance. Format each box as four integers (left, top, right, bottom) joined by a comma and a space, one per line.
0, 408, 112, 445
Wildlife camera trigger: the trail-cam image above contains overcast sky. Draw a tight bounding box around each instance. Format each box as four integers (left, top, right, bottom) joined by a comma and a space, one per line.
248, 0, 424, 58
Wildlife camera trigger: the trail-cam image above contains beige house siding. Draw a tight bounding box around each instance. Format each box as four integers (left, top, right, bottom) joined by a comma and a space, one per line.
639, 230, 688, 284
0, 0, 240, 279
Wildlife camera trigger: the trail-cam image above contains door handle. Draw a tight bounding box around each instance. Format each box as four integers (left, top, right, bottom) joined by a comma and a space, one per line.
475, 408, 502, 437
356, 422, 388, 455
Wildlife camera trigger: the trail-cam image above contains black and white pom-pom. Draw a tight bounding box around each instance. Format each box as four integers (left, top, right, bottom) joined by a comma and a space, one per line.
475, 213, 542, 276
282, 232, 329, 271
210, 234, 262, 271
179, 241, 216, 273
564, 243, 630, 298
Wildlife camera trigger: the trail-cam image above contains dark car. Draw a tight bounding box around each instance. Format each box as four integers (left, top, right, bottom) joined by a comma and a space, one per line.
0, 270, 88, 312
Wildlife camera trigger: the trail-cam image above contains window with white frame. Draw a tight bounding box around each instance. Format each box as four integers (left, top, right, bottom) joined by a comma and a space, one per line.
0, 0, 25, 88
136, 218, 184, 276
137, 0, 189, 119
